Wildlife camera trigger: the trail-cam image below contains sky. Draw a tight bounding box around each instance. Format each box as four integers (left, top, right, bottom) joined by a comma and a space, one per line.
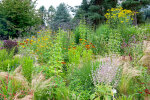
34, 0, 83, 10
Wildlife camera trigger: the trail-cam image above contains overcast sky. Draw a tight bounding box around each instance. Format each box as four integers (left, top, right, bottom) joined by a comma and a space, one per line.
34, 0, 82, 10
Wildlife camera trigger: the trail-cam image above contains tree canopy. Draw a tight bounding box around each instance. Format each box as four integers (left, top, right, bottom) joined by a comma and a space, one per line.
0, 0, 41, 38
52, 3, 71, 30
75, 0, 117, 25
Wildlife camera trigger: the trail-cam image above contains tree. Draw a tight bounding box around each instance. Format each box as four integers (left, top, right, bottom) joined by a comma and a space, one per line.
47, 5, 56, 27
52, 3, 71, 30
0, 0, 41, 38
122, 0, 150, 25
75, 0, 117, 25
39, 5, 47, 26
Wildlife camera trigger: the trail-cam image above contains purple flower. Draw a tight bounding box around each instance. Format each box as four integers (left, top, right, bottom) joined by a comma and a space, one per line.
92, 56, 121, 88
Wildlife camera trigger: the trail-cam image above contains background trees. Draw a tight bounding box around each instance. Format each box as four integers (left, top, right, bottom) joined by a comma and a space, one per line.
52, 3, 71, 31
0, 0, 41, 39
122, 0, 150, 25
39, 6, 47, 26
75, 0, 117, 26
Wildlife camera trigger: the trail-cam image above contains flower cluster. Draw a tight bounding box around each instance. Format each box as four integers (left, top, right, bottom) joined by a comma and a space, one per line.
19, 38, 34, 49
79, 38, 96, 49
91, 56, 121, 88
105, 7, 135, 28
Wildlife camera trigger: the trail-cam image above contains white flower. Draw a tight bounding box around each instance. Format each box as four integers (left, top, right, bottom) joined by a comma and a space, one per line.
112, 88, 117, 94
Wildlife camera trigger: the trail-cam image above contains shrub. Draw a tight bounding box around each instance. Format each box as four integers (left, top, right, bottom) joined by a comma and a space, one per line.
91, 56, 121, 88
3, 40, 18, 54
68, 61, 99, 99
89, 24, 110, 55
0, 49, 19, 71
90, 84, 114, 100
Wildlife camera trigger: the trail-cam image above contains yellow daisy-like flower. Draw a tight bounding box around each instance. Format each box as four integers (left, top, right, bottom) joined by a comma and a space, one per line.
121, 21, 124, 23
32, 36, 35, 38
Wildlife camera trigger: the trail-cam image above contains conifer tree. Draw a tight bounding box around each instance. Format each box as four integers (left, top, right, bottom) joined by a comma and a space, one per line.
122, 0, 150, 25
52, 3, 71, 30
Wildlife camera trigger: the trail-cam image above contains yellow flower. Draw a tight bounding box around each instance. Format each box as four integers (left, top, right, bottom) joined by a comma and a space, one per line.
32, 36, 35, 38
30, 40, 33, 42
121, 21, 124, 23
26, 39, 29, 41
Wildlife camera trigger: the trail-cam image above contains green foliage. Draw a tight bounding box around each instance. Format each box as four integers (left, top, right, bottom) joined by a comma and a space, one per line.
122, 0, 150, 11
122, 0, 150, 24
52, 3, 71, 30
74, 21, 91, 44
75, 0, 117, 25
108, 31, 122, 54
21, 56, 33, 83
0, 0, 41, 38
0, 49, 19, 71
89, 24, 110, 54
34, 77, 71, 100
68, 61, 99, 99
90, 84, 113, 100
0, 75, 27, 100
39, 6, 47, 26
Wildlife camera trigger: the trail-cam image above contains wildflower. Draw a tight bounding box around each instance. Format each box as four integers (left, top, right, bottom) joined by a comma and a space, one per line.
22, 46, 25, 48
121, 21, 124, 23
72, 42, 75, 45
144, 89, 149, 94
61, 62, 66, 64
32, 36, 35, 38
73, 47, 76, 50
20, 43, 24, 45
85, 45, 90, 49
85, 40, 87, 42
30, 40, 33, 42
92, 45, 96, 48
92, 56, 121, 87
83, 43, 86, 45
138, 92, 142, 94
79, 39, 83, 41
26, 39, 29, 41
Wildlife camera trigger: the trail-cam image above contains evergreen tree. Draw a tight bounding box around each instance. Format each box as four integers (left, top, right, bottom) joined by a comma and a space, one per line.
122, 0, 150, 25
39, 5, 47, 26
0, 0, 41, 38
75, 0, 117, 25
52, 3, 71, 30
48, 5, 56, 27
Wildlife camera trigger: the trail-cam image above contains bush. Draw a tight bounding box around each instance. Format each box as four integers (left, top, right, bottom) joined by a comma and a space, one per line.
68, 61, 99, 99
0, 49, 19, 71
3, 40, 18, 54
